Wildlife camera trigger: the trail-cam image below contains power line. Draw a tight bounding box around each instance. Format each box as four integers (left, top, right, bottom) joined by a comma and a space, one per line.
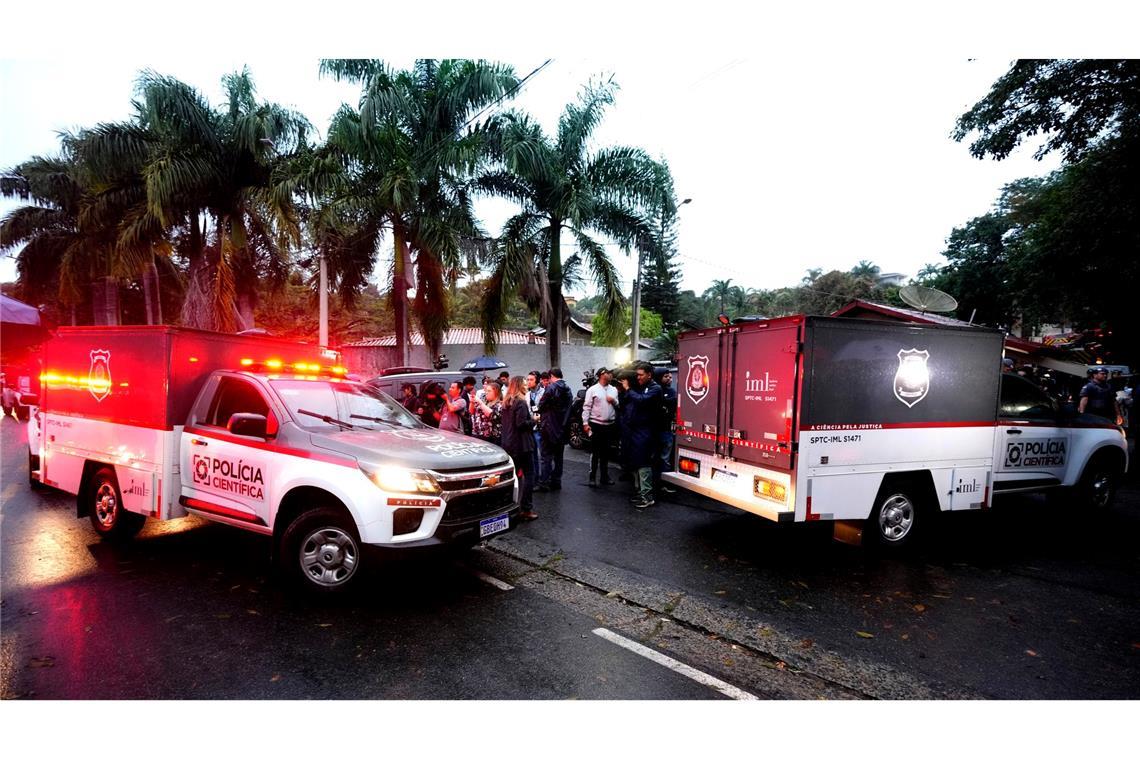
460, 59, 553, 132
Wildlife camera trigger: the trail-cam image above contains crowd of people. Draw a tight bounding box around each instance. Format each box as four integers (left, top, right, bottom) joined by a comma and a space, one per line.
397, 363, 680, 520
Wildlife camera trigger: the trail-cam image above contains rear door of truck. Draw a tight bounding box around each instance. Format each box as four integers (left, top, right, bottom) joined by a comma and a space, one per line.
724, 320, 802, 471
675, 328, 728, 456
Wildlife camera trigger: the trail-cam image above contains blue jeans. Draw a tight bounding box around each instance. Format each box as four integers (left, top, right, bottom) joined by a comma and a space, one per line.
539, 439, 564, 487
532, 430, 543, 479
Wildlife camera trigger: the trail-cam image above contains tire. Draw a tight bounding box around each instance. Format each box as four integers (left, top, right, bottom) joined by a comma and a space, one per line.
867, 480, 927, 551
1076, 455, 1122, 510
88, 466, 146, 540
280, 507, 364, 594
568, 420, 586, 450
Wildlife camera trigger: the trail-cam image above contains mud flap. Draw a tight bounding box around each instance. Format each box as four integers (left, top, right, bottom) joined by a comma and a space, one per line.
832, 520, 864, 546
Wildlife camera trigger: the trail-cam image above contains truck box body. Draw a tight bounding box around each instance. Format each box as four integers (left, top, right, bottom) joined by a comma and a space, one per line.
40, 326, 326, 429
667, 316, 1005, 523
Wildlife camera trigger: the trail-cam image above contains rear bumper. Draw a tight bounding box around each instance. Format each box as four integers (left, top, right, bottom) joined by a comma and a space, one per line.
662, 471, 795, 523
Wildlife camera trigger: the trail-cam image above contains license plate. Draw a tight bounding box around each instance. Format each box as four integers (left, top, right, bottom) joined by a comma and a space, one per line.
479, 513, 510, 538
711, 468, 738, 483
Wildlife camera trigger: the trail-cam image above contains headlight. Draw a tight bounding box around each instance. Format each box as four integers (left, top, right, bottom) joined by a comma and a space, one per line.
359, 463, 439, 494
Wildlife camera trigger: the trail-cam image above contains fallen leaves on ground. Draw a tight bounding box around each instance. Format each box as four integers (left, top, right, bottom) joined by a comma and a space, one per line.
29, 657, 54, 668
1026, 649, 1038, 657
913, 604, 927, 613
856, 631, 875, 639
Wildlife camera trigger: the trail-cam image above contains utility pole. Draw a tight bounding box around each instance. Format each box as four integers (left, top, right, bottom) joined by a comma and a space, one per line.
319, 251, 329, 349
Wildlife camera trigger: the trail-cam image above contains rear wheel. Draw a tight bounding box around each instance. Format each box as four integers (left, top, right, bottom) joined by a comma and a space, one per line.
280, 507, 364, 594
867, 480, 928, 551
88, 466, 146, 540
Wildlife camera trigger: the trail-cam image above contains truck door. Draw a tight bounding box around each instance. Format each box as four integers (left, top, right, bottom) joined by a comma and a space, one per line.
994, 374, 1071, 489
181, 375, 275, 526
675, 329, 728, 456
725, 323, 801, 471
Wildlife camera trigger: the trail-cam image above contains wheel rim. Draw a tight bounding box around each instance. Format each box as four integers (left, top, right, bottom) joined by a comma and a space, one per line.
1091, 471, 1114, 509
94, 481, 118, 528
878, 494, 914, 542
299, 527, 359, 587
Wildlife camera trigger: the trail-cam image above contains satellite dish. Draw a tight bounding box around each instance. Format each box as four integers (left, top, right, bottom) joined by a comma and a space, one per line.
898, 285, 958, 314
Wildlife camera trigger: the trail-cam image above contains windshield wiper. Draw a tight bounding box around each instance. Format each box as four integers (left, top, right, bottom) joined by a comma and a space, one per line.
349, 414, 400, 427
298, 408, 355, 429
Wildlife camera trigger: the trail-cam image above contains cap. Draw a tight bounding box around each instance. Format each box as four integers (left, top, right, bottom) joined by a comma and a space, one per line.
1002, 358, 1014, 367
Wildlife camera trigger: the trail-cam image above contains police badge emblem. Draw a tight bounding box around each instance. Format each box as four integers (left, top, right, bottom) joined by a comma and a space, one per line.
88, 349, 112, 402
893, 348, 930, 408
686, 355, 710, 405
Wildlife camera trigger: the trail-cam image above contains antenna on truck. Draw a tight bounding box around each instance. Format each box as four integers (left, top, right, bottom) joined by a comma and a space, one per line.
898, 285, 958, 315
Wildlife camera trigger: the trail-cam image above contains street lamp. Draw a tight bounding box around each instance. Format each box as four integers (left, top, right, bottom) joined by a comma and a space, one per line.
630, 198, 690, 362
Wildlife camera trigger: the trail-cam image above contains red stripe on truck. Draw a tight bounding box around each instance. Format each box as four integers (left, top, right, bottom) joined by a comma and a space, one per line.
181, 497, 266, 525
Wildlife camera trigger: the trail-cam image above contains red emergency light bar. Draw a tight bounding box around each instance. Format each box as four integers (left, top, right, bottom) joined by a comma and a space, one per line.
237, 358, 349, 377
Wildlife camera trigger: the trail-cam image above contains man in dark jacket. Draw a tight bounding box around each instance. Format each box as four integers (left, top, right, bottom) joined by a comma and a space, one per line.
1079, 367, 1120, 422
620, 363, 662, 509
655, 369, 678, 494
536, 368, 572, 491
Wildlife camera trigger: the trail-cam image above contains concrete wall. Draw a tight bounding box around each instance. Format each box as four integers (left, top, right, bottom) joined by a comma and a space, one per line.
341, 342, 643, 390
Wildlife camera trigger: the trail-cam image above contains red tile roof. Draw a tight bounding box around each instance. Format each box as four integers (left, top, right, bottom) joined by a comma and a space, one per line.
340, 328, 544, 348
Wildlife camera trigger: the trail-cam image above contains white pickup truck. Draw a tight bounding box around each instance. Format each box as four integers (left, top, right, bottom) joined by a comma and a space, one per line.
28, 326, 519, 592
664, 316, 1128, 548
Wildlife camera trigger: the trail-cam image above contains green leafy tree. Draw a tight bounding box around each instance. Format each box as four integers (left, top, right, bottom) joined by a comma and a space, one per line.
954, 59, 1140, 162
951, 59, 1140, 358
478, 79, 665, 367
591, 306, 662, 346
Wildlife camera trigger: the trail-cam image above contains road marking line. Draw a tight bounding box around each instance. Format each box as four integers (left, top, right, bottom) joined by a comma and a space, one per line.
592, 627, 757, 700
471, 569, 514, 591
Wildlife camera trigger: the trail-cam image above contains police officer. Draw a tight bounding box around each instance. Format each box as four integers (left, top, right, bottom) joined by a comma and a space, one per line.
1079, 367, 1120, 422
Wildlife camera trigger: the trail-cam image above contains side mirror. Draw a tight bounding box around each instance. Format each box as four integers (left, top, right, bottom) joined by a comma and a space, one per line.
228, 413, 269, 439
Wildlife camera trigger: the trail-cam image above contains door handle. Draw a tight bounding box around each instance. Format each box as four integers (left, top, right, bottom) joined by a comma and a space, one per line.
1006, 429, 1022, 435
191, 438, 209, 446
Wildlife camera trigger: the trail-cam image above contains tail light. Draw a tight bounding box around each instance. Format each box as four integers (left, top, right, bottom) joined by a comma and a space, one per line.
678, 456, 701, 477
753, 476, 787, 504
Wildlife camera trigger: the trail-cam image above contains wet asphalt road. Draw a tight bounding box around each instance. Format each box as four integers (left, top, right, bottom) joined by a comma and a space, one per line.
3, 415, 1138, 699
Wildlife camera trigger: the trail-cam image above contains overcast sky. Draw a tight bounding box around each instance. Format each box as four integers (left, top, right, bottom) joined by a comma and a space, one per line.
2, 2, 1129, 305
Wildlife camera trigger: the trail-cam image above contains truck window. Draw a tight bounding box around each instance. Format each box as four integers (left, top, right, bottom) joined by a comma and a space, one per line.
206, 377, 271, 428
999, 374, 1057, 419
271, 380, 423, 431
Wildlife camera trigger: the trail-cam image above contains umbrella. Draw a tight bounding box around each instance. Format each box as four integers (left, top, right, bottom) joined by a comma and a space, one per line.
1, 294, 50, 354
460, 355, 509, 373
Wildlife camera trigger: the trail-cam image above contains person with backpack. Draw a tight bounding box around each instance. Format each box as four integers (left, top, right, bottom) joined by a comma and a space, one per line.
536, 367, 572, 492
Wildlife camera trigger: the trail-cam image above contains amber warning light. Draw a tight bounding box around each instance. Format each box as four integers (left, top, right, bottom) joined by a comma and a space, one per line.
678, 456, 701, 478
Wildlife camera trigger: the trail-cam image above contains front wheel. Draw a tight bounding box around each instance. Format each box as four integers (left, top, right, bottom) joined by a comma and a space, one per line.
88, 466, 146, 540
1077, 456, 1122, 510
280, 507, 364, 594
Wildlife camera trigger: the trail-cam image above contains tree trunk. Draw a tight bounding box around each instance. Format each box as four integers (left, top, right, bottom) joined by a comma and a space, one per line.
546, 219, 562, 369
180, 213, 208, 328
142, 257, 162, 325
236, 293, 255, 332
91, 276, 120, 326
393, 228, 409, 366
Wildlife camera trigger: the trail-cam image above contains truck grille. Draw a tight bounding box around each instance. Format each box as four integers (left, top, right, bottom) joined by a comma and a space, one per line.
440, 485, 514, 524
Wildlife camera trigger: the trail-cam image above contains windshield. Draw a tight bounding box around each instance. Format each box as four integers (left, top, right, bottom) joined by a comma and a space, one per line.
270, 379, 425, 431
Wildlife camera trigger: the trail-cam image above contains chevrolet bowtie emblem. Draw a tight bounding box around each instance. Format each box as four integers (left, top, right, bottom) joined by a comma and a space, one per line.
481, 474, 501, 487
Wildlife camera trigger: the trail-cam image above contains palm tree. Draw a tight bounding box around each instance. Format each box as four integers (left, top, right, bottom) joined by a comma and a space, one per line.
1, 142, 136, 325
317, 59, 518, 364
704, 279, 737, 315
80, 68, 311, 332
479, 79, 665, 367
